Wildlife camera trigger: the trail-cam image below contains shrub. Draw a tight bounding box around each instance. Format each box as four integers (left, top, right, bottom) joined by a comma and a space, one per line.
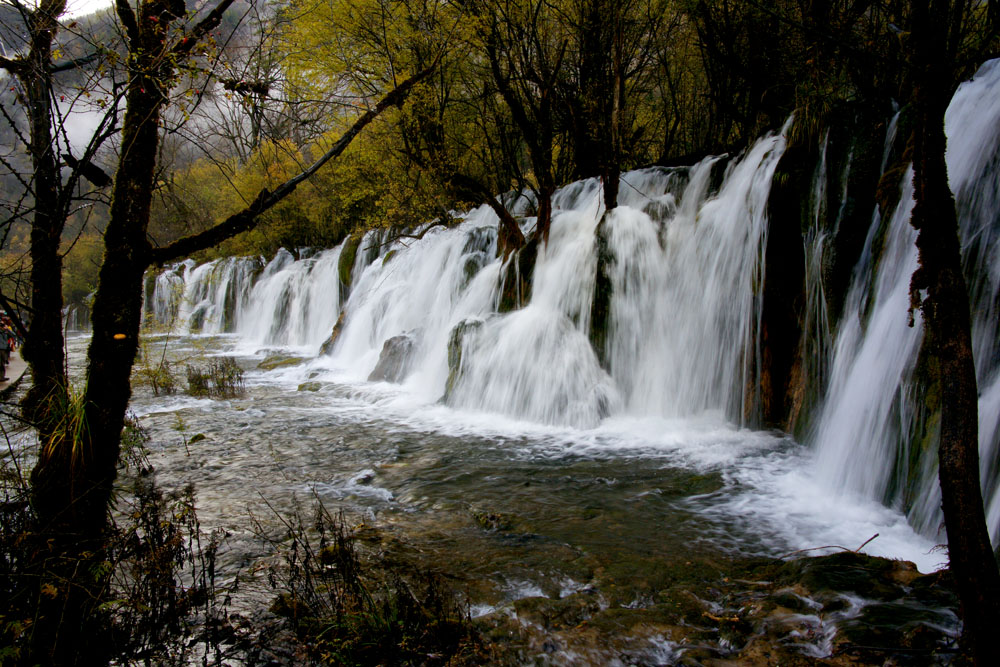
186, 357, 245, 398
255, 503, 490, 665
0, 426, 240, 665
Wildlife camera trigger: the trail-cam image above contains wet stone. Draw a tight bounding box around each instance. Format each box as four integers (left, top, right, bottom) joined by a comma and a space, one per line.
257, 355, 304, 371
367, 333, 417, 383
297, 381, 322, 392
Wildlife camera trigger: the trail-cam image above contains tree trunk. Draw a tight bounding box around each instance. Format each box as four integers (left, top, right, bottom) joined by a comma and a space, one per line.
18, 0, 70, 433
909, 2, 1000, 662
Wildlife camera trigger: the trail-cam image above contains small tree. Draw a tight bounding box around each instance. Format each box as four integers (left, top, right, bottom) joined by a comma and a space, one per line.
0, 0, 120, 430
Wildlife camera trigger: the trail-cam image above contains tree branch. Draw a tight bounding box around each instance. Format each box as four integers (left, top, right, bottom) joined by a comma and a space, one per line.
50, 52, 101, 73
115, 0, 140, 45
0, 56, 26, 76
173, 0, 238, 57
148, 64, 437, 265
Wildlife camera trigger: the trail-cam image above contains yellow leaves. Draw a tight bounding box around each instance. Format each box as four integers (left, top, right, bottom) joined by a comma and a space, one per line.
40, 583, 59, 599
280, 0, 462, 101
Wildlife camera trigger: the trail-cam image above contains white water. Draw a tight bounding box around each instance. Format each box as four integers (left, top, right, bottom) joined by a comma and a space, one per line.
811, 59, 1000, 543
138, 62, 1000, 572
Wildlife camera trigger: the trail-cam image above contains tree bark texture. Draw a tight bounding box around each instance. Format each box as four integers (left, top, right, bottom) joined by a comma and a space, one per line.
13, 0, 71, 433
909, 1, 1000, 663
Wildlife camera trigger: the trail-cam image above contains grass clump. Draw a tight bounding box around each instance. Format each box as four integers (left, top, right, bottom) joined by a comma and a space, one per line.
256, 502, 491, 665
186, 357, 245, 398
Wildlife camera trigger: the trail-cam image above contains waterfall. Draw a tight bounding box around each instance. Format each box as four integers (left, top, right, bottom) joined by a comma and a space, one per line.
812, 59, 1000, 541
236, 247, 344, 350
602, 132, 784, 420
158, 255, 264, 334
141, 60, 1000, 546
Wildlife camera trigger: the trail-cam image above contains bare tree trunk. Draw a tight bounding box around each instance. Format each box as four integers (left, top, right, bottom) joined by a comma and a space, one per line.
909, 1, 1000, 662
9, 0, 71, 433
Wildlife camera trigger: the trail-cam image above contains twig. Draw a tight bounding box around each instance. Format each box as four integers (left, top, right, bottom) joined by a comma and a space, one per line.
777, 533, 879, 559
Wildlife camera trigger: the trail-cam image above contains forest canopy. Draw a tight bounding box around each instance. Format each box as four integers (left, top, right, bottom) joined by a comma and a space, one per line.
1, 0, 963, 308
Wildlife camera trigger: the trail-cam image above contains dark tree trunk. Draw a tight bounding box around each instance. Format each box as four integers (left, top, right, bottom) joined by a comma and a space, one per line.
908, 1, 1000, 662
16, 0, 70, 433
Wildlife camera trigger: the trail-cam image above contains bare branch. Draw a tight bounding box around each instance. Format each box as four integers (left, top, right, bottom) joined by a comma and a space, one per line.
148, 64, 437, 265
174, 0, 238, 57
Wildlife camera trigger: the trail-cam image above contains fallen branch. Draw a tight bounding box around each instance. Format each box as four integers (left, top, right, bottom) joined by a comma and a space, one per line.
776, 533, 879, 559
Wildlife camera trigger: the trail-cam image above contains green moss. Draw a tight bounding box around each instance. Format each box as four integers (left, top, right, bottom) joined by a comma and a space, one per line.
338, 232, 364, 292
257, 355, 304, 371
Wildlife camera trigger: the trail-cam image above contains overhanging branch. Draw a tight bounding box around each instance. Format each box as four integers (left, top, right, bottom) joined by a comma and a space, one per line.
148, 64, 437, 265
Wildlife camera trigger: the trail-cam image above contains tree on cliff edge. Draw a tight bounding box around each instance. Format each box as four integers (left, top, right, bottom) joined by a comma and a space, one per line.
907, 0, 1000, 663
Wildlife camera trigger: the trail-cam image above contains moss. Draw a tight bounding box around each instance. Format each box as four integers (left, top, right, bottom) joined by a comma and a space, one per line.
297, 381, 323, 392
338, 232, 364, 299
257, 355, 304, 371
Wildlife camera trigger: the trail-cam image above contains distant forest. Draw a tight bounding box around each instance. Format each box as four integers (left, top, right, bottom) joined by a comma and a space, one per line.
0, 0, 992, 307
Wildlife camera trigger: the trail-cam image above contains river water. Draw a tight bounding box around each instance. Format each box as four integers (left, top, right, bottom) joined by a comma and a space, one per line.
69, 55, 1000, 667
100, 326, 941, 581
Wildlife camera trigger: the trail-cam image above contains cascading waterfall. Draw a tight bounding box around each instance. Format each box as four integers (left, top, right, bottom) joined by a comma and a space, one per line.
161, 255, 263, 333
236, 247, 344, 350
141, 60, 1000, 549
602, 131, 784, 420
812, 59, 1000, 541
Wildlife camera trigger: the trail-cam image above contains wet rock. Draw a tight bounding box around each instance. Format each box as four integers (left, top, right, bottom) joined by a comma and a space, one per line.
461, 254, 488, 290
188, 307, 207, 333
297, 381, 322, 392
773, 551, 912, 600
188, 433, 207, 444
471, 509, 514, 532
589, 213, 614, 370
498, 235, 539, 313
641, 195, 677, 226
754, 140, 808, 430
337, 232, 364, 302
513, 591, 603, 630
695, 552, 961, 664
257, 355, 304, 371
443, 318, 484, 402
319, 310, 346, 356
463, 226, 496, 255
367, 333, 417, 383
